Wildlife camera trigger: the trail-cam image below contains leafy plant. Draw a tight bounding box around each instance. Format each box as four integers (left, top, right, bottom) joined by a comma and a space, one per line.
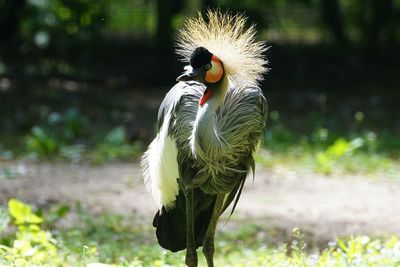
0, 199, 98, 266
0, 199, 60, 266
315, 137, 366, 174
290, 228, 307, 267
60, 108, 90, 142
90, 127, 141, 164
41, 204, 71, 229
8, 199, 43, 225
24, 126, 58, 158
21, 107, 143, 163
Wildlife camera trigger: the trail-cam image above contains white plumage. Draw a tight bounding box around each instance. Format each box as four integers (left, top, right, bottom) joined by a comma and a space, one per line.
141, 111, 179, 210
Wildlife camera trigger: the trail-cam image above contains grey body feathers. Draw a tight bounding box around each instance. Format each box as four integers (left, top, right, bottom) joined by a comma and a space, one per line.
159, 80, 267, 198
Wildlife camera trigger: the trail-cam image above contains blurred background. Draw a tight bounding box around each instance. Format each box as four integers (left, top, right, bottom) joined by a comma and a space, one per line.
1, 0, 400, 162
1, 0, 400, 265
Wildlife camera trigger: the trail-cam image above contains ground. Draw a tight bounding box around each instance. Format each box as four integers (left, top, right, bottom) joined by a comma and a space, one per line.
1, 160, 399, 246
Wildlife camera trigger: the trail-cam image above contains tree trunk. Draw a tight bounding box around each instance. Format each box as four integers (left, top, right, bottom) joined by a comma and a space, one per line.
360, 0, 394, 58
156, 0, 173, 50
0, 0, 26, 42
320, 0, 347, 45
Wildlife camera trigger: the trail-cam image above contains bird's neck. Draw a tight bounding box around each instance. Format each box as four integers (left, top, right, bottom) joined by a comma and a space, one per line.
190, 76, 229, 159
207, 76, 229, 110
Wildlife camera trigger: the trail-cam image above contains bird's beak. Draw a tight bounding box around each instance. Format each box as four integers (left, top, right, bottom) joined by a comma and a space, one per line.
176, 67, 203, 82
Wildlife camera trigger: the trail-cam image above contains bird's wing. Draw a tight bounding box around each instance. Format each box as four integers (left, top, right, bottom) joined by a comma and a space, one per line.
157, 81, 205, 132
218, 84, 267, 159
151, 82, 218, 253
142, 82, 205, 210
217, 84, 268, 214
142, 82, 189, 210
156, 83, 185, 131
197, 83, 267, 192
169, 82, 204, 150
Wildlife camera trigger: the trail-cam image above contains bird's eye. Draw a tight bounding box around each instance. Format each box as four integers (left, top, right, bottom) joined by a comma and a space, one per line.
205, 63, 212, 70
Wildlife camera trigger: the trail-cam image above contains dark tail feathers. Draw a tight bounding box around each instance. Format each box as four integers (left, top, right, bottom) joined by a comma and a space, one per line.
152, 189, 216, 252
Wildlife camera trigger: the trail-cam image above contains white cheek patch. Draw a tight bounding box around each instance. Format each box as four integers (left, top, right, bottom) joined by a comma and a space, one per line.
209, 61, 220, 75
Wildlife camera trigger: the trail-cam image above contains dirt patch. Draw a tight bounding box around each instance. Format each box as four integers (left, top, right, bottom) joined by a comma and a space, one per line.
1, 161, 400, 243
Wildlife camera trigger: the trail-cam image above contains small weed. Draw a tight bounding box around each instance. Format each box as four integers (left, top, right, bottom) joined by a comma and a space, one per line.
290, 228, 307, 266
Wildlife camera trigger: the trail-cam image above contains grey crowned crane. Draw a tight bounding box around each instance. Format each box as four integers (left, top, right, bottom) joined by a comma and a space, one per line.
141, 10, 268, 267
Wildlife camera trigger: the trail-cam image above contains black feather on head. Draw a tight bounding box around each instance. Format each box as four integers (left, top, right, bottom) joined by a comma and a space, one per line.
190, 47, 212, 69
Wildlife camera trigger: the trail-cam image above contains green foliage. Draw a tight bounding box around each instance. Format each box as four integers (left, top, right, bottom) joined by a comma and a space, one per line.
213, 229, 400, 267
22, 0, 108, 44
8, 199, 43, 225
0, 199, 98, 266
23, 108, 90, 159
263, 110, 399, 177
42, 204, 71, 228
21, 108, 140, 162
290, 228, 307, 267
24, 126, 58, 157
90, 127, 142, 164
60, 108, 90, 141
315, 138, 363, 174
1, 200, 400, 266
0, 199, 60, 266
107, 1, 156, 34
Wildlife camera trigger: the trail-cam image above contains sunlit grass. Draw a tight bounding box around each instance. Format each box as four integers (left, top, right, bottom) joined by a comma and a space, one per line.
260, 109, 400, 178
257, 149, 399, 179
1, 200, 400, 267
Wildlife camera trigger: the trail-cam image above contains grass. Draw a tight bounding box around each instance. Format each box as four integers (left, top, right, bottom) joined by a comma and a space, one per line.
1, 199, 400, 266
257, 148, 399, 179
258, 108, 400, 178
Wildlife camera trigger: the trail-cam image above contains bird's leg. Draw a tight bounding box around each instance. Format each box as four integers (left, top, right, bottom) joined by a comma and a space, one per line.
185, 188, 198, 267
203, 194, 224, 267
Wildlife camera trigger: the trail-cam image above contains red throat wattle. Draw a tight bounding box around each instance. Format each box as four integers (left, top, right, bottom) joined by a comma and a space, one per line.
199, 88, 213, 106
